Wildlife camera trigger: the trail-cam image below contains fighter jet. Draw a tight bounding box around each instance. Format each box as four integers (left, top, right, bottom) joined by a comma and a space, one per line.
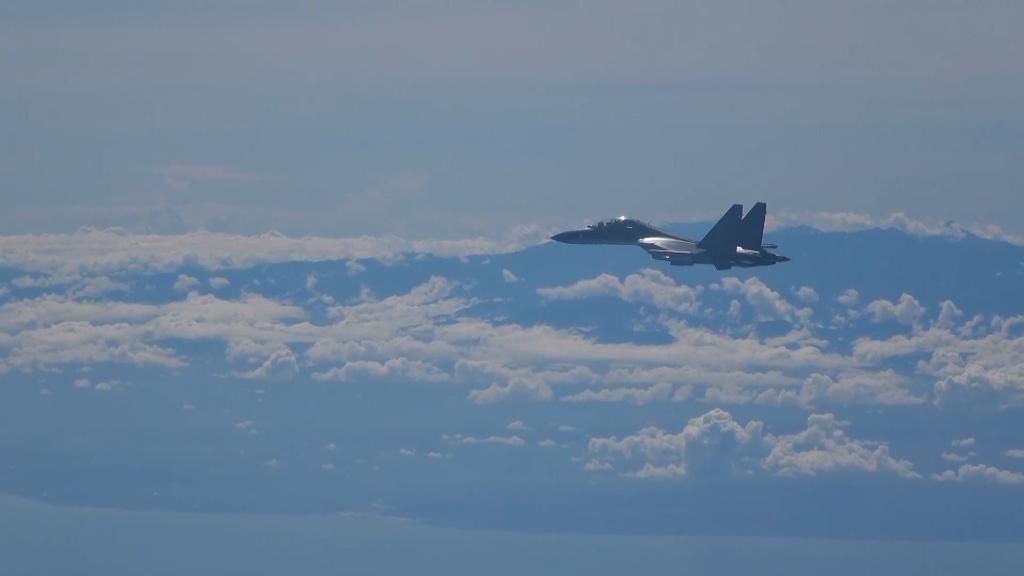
550, 203, 789, 270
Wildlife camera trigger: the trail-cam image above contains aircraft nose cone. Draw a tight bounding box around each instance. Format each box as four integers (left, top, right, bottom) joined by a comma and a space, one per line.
551, 231, 577, 243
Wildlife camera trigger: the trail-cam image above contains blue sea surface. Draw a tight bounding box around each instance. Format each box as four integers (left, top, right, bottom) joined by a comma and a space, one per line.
2, 494, 1022, 576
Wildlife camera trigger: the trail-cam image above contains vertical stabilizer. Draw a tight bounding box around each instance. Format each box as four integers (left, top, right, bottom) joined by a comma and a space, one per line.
739, 202, 766, 250
698, 204, 742, 254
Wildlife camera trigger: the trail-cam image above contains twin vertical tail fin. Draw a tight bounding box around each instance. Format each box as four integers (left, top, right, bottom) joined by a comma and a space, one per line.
698, 204, 742, 254
739, 202, 766, 250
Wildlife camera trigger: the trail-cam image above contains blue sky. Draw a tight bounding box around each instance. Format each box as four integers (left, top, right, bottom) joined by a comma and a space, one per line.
2, 1, 1022, 237
3, 2, 1024, 574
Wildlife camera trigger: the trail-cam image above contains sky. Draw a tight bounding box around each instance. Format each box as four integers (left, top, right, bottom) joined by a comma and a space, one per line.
1, 1, 1022, 237
3, 2, 1024, 574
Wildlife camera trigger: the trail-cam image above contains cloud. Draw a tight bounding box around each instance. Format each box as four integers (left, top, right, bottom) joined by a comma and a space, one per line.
0, 228, 549, 277
313, 358, 449, 383
865, 293, 926, 328
561, 382, 674, 405
587, 409, 918, 479
208, 276, 230, 289
771, 211, 1024, 247
936, 300, 964, 329
173, 274, 200, 292
234, 347, 300, 380
1005, 449, 1024, 459
714, 277, 811, 324
797, 371, 927, 406
506, 420, 529, 431
762, 413, 919, 478
501, 269, 520, 283
794, 286, 819, 304
837, 289, 860, 307
445, 434, 526, 447
933, 464, 1024, 484
538, 270, 702, 314
951, 437, 976, 448
853, 316, 1024, 400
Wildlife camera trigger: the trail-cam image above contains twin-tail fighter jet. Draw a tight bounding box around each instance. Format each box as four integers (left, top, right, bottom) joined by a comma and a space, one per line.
551, 203, 789, 270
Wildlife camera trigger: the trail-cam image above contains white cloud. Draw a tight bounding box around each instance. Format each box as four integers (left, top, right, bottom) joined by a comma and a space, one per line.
865, 293, 926, 328
794, 286, 819, 304
942, 452, 969, 463
460, 360, 595, 404
506, 420, 529, 431
538, 270, 702, 314
445, 434, 526, 447
234, 347, 299, 380
587, 409, 918, 479
933, 464, 1024, 484
951, 437, 976, 448
853, 316, 1024, 400
583, 459, 614, 472
763, 413, 918, 478
797, 371, 926, 406
561, 382, 674, 405
936, 300, 964, 329
0, 229, 547, 276
501, 269, 520, 283
771, 211, 1024, 247
208, 276, 230, 289
173, 274, 200, 292
714, 277, 811, 324
313, 358, 449, 383
837, 289, 860, 307
346, 260, 366, 276
1005, 449, 1024, 459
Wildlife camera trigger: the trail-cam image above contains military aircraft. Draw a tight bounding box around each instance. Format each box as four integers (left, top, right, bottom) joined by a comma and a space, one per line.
550, 203, 789, 270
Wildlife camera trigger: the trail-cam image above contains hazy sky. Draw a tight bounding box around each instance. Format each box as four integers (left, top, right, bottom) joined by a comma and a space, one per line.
2, 1, 1021, 237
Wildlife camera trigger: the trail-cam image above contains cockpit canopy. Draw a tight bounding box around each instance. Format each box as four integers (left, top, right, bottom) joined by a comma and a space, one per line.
588, 216, 644, 229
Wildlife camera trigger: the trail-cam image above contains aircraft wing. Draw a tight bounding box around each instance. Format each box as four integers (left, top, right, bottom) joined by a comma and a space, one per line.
638, 237, 698, 266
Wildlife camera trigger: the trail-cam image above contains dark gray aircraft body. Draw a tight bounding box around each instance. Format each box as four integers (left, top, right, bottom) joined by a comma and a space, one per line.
551, 203, 789, 270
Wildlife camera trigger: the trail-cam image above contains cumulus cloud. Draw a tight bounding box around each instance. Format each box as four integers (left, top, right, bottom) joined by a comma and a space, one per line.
173, 274, 200, 292
933, 464, 1024, 484
936, 300, 964, 329
538, 269, 702, 314
561, 382, 674, 405
837, 289, 860, 307
853, 316, 1024, 400
797, 371, 926, 406
313, 358, 449, 383
762, 413, 918, 478
208, 276, 230, 289
587, 409, 918, 479
714, 277, 811, 324
865, 293, 926, 328
794, 286, 819, 304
